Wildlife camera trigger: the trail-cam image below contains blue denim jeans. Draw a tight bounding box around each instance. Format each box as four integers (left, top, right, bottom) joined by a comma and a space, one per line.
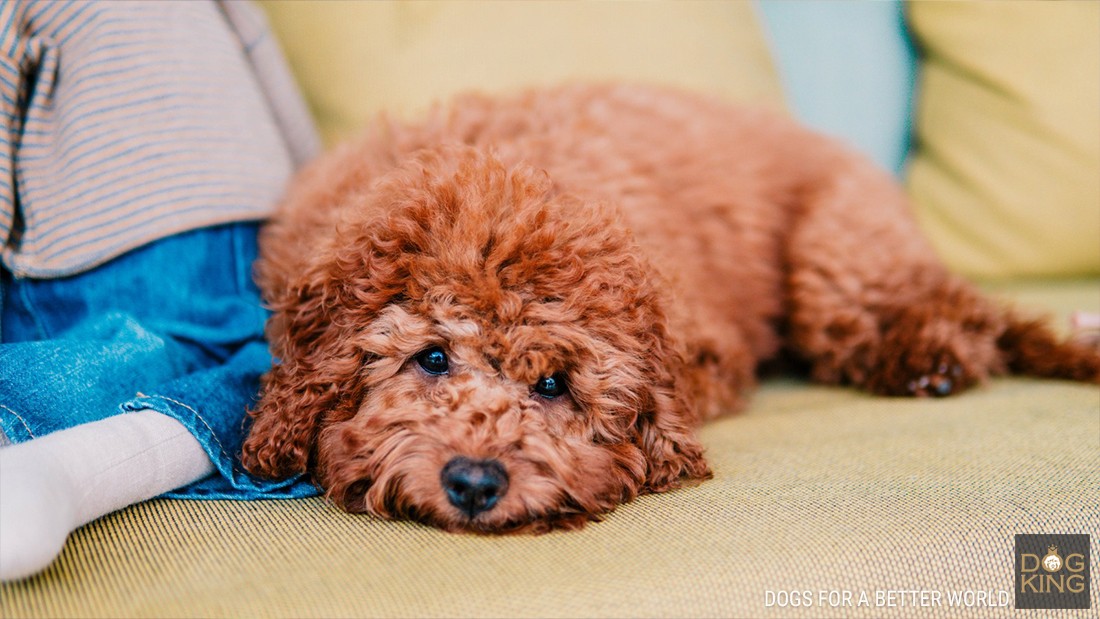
0, 223, 318, 500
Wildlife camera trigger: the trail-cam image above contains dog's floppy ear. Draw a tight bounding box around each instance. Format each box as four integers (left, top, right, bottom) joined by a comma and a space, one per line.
634, 327, 712, 492
240, 145, 464, 479
637, 376, 712, 492
240, 269, 371, 479
239, 310, 356, 479
241, 216, 405, 479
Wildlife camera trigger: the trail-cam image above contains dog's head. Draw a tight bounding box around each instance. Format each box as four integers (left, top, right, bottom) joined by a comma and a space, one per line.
241, 146, 710, 532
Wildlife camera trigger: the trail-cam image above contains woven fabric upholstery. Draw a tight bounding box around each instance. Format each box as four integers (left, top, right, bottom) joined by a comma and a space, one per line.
2, 281, 1098, 618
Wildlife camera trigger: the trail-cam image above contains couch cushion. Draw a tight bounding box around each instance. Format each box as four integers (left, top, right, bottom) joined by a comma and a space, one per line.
907, 1, 1100, 279
756, 0, 917, 177
258, 1, 785, 146
3, 280, 1097, 617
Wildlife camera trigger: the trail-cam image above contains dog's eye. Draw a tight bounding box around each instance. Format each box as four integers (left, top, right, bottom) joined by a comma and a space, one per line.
532, 373, 567, 398
415, 347, 449, 375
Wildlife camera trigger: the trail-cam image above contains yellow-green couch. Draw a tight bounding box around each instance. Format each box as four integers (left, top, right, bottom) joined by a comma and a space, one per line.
3, 2, 1096, 617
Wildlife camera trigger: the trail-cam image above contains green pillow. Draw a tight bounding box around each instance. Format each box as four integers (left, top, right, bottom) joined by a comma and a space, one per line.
907, 1, 1100, 279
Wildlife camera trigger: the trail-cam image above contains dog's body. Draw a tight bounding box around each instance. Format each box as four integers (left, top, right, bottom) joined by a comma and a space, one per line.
242, 84, 1099, 532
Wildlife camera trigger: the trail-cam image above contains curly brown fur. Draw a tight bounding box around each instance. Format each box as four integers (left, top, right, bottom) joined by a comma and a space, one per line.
241, 84, 1100, 532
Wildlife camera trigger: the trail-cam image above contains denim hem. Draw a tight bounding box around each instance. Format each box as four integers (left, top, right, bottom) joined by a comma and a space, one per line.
121, 394, 320, 501
0, 402, 37, 444
121, 393, 244, 476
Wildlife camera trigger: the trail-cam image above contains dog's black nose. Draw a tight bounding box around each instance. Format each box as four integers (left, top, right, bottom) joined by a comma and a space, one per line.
441, 457, 509, 518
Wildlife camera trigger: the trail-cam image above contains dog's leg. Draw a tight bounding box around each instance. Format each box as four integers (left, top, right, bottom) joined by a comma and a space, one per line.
681, 329, 759, 420
783, 153, 1100, 396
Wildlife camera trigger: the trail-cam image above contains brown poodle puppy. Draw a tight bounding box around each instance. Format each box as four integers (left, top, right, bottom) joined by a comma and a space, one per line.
241, 84, 1099, 532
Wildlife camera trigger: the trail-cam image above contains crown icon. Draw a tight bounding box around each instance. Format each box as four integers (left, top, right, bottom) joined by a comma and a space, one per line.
1048, 545, 1059, 555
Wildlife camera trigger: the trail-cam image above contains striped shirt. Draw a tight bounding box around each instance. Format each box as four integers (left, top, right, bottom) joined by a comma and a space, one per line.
0, 0, 319, 277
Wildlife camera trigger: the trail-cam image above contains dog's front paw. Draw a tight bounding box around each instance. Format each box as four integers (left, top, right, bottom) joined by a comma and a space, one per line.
905, 358, 965, 398
862, 305, 1002, 398
867, 348, 978, 398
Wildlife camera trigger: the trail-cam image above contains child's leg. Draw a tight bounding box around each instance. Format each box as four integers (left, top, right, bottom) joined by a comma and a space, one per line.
0, 411, 212, 581
0, 224, 318, 582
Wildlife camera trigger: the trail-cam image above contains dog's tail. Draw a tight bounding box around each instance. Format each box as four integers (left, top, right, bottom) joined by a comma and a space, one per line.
996, 311, 1100, 383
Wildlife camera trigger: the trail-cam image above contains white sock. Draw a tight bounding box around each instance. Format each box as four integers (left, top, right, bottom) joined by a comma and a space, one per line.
0, 411, 214, 581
